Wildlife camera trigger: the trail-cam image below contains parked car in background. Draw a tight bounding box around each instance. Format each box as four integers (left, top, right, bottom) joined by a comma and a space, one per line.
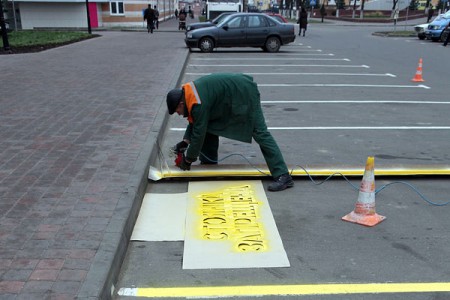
415, 11, 450, 40
185, 13, 296, 53
425, 12, 450, 41
265, 13, 288, 23
269, 4, 280, 13
414, 23, 428, 40
186, 12, 234, 32
247, 5, 259, 12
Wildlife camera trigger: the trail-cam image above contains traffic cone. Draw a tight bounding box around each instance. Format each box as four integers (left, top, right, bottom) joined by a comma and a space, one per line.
411, 58, 425, 82
342, 156, 386, 227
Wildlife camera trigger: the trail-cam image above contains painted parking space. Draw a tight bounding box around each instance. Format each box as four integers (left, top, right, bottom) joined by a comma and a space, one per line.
116, 28, 450, 300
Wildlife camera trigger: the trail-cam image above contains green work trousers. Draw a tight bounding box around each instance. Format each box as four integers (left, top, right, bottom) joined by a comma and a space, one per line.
199, 132, 219, 164
252, 106, 289, 178
201, 108, 289, 178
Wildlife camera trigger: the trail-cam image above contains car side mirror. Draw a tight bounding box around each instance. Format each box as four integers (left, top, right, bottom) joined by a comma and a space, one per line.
223, 25, 229, 30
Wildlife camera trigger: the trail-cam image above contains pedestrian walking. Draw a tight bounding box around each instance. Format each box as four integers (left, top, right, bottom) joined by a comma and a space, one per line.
166, 73, 294, 192
443, 23, 450, 46
427, 6, 434, 23
143, 4, 155, 33
175, 8, 179, 19
154, 5, 160, 29
297, 7, 308, 36
320, 4, 326, 23
178, 9, 187, 30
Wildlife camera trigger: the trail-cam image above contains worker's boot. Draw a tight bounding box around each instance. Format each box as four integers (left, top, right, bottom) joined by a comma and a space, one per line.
268, 173, 294, 192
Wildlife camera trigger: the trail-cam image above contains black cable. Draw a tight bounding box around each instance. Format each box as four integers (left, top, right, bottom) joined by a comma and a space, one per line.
177, 150, 450, 207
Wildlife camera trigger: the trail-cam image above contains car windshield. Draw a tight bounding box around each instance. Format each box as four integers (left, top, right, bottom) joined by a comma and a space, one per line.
216, 14, 234, 26
268, 15, 283, 23
212, 13, 231, 24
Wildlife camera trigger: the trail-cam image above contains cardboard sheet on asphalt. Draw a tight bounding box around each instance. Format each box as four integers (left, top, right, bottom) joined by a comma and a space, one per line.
131, 193, 187, 241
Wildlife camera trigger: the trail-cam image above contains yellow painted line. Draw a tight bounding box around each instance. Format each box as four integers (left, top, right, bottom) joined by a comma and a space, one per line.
149, 165, 450, 181
118, 282, 450, 298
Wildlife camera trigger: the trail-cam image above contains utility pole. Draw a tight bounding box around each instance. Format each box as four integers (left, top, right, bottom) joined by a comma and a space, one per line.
0, 0, 11, 51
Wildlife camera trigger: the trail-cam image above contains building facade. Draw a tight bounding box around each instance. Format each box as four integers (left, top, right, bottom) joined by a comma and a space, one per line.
8, 0, 176, 29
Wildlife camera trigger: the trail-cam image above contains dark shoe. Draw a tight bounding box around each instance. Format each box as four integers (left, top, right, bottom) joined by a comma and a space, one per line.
268, 173, 294, 192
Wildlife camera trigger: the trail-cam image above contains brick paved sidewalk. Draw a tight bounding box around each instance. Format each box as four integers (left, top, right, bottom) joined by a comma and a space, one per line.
0, 17, 188, 299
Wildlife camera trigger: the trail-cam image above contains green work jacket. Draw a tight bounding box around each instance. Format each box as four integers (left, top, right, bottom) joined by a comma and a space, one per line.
183, 73, 261, 162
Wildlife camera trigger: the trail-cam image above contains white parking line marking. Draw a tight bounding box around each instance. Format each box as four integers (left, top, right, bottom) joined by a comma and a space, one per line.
288, 49, 322, 51
189, 64, 370, 68
268, 53, 335, 56
260, 100, 450, 104
258, 84, 430, 89
195, 53, 334, 56
190, 58, 350, 61
170, 126, 450, 131
186, 72, 396, 77
267, 127, 450, 130
291, 44, 312, 48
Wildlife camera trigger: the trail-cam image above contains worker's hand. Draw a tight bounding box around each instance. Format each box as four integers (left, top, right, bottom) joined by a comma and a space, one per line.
178, 153, 191, 171
171, 141, 188, 155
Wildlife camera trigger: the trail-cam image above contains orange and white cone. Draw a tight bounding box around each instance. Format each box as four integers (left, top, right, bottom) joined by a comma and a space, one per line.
342, 156, 386, 227
411, 58, 425, 82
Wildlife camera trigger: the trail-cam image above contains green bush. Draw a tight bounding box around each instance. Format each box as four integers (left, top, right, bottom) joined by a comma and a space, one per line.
364, 11, 386, 18
1, 30, 94, 47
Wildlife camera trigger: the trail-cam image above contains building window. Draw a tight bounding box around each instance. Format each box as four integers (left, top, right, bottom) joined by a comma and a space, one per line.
110, 1, 124, 15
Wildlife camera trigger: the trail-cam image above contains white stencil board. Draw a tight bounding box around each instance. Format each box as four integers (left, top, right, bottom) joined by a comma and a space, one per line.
183, 180, 290, 269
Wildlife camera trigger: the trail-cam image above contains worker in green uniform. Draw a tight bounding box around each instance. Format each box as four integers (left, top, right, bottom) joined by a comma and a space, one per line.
166, 73, 293, 192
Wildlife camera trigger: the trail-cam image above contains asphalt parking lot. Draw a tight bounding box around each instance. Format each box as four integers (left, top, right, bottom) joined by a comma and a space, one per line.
115, 21, 450, 300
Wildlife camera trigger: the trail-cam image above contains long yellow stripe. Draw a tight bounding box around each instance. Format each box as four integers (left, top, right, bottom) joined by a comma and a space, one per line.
136, 282, 450, 297
160, 168, 450, 179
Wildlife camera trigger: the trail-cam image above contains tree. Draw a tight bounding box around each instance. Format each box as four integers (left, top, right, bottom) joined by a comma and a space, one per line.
336, 0, 345, 9
360, 0, 366, 18
391, 0, 399, 17
409, 0, 418, 10
391, 0, 399, 11
0, 0, 11, 51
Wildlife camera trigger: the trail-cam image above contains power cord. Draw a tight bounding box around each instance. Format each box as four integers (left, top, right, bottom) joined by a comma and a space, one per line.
198, 151, 450, 207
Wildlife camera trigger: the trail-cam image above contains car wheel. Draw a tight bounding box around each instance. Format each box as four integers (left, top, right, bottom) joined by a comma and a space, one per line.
199, 37, 214, 53
265, 37, 281, 53
418, 35, 425, 40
